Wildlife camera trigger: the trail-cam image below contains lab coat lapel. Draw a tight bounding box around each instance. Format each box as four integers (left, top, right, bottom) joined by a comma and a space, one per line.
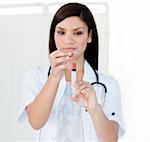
83, 60, 97, 83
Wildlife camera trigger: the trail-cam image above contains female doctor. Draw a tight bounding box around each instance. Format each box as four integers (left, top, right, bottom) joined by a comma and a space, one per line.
18, 2, 125, 142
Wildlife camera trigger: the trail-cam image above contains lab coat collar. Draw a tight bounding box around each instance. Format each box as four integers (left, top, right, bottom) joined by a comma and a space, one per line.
83, 60, 97, 81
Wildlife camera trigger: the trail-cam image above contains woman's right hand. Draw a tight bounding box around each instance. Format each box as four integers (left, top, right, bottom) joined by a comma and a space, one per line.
49, 49, 73, 81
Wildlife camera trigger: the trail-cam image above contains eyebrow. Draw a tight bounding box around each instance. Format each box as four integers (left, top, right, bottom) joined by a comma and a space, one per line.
56, 26, 85, 31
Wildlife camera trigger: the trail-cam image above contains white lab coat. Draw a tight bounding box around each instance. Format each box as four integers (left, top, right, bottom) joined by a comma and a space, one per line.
17, 60, 125, 142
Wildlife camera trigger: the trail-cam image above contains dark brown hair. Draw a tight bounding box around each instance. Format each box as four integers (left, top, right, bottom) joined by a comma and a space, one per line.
49, 2, 99, 70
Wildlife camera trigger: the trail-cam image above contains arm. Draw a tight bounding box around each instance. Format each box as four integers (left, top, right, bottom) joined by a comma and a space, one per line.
26, 75, 60, 130
88, 104, 118, 142
71, 80, 119, 142
26, 50, 73, 130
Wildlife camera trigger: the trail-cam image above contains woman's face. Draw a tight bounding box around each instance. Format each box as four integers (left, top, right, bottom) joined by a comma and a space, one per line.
54, 16, 92, 60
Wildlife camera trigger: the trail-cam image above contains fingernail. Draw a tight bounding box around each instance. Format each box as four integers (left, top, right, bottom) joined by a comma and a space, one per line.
68, 52, 72, 56
66, 56, 69, 59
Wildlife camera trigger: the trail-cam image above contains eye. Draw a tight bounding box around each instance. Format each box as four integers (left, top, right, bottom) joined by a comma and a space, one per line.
57, 31, 65, 35
74, 31, 83, 35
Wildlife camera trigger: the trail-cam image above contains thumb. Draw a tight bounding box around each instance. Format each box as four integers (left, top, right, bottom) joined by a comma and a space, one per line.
69, 95, 79, 102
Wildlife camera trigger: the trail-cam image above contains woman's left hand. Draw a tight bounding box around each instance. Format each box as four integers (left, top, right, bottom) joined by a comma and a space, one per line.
70, 80, 98, 110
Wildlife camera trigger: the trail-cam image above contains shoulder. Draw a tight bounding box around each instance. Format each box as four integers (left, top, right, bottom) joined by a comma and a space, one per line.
97, 71, 120, 93
22, 64, 50, 82
97, 71, 118, 85
24, 64, 49, 75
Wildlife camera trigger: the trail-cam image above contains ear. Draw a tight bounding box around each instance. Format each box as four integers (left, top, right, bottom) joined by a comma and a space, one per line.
87, 30, 92, 43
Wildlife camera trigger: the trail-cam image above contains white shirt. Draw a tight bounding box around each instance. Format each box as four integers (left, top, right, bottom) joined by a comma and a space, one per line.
18, 60, 125, 142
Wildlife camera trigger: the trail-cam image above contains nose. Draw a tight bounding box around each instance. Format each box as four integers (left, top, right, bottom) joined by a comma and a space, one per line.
64, 34, 75, 44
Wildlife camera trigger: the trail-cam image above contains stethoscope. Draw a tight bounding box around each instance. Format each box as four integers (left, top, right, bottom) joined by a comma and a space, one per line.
47, 66, 107, 96
41, 66, 108, 141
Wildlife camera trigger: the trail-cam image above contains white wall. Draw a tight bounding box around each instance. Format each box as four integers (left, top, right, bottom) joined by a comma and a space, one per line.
108, 0, 150, 141
0, 1, 109, 142
1, 0, 150, 142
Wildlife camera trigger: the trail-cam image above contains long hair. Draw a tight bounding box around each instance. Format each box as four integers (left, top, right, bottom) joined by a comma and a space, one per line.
49, 2, 99, 70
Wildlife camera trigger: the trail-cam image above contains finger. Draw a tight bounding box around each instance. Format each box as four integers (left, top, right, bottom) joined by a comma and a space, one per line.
70, 93, 84, 101
80, 87, 91, 94
49, 50, 58, 65
79, 83, 91, 90
50, 50, 72, 63
79, 92, 88, 100
74, 81, 83, 87
74, 83, 91, 93
70, 94, 80, 102
55, 56, 70, 66
75, 84, 83, 93
51, 53, 73, 69
49, 50, 59, 59
75, 85, 89, 98
74, 80, 90, 86
54, 64, 67, 73
70, 94, 88, 108
78, 80, 90, 85
75, 87, 81, 95
55, 50, 73, 58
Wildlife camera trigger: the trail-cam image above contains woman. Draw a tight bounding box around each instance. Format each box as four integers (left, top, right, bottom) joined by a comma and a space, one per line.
18, 2, 125, 142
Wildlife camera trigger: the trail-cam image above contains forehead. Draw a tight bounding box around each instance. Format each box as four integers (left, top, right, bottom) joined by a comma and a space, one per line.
56, 16, 88, 29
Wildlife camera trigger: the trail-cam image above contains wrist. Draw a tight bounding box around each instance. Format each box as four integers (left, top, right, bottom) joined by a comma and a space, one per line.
86, 104, 102, 115
49, 75, 61, 83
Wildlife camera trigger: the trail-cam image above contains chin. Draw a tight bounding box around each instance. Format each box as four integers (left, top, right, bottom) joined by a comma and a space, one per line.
73, 53, 84, 61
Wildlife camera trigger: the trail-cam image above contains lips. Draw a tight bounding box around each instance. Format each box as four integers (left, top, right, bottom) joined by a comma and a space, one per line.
63, 47, 77, 52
